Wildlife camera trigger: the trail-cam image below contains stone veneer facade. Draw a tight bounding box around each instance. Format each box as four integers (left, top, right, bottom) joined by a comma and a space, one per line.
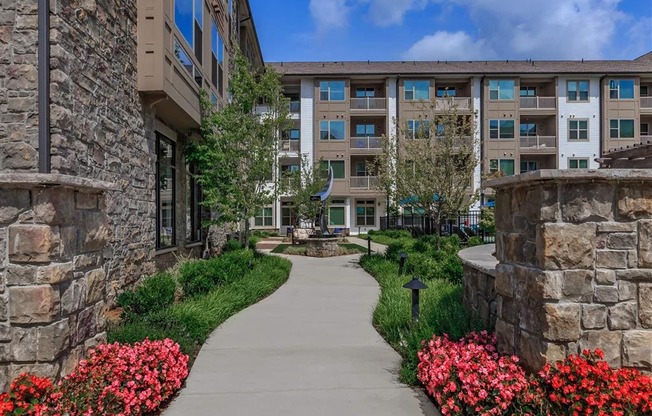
486, 169, 652, 372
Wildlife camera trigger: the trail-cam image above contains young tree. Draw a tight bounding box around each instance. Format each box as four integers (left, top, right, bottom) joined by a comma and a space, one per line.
279, 154, 328, 230
373, 97, 479, 240
188, 48, 290, 250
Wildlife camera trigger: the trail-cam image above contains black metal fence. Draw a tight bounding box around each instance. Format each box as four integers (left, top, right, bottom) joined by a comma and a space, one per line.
380, 210, 495, 243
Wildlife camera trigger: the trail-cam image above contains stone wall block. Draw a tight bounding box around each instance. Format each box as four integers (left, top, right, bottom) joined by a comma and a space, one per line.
10, 327, 37, 361
617, 280, 637, 301
527, 270, 563, 300
579, 330, 623, 368
60, 345, 83, 378
616, 269, 652, 281
0, 324, 11, 342
561, 183, 614, 223
595, 269, 616, 285
606, 233, 636, 250
6, 264, 37, 286
595, 250, 628, 269
617, 187, 652, 220
37, 263, 73, 284
495, 189, 513, 232
0, 294, 7, 321
628, 250, 638, 268
537, 223, 596, 270
543, 303, 581, 342
0, 228, 5, 270
1, 142, 37, 170
75, 192, 98, 210
622, 331, 652, 369
597, 222, 637, 233
594, 286, 619, 303
562, 270, 593, 302
495, 264, 514, 297
76, 211, 109, 253
607, 301, 637, 330
8, 285, 59, 324
9, 363, 59, 384
85, 268, 105, 304
37, 319, 69, 361
640, 284, 652, 328
582, 304, 606, 329
72, 306, 96, 346
8, 225, 60, 263
33, 188, 74, 225
518, 331, 547, 372
495, 318, 515, 355
638, 220, 652, 268
60, 278, 87, 316
84, 331, 107, 353
0, 189, 30, 224
73, 253, 102, 272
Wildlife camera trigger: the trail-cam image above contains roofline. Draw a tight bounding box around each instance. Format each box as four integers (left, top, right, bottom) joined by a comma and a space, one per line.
241, 0, 264, 66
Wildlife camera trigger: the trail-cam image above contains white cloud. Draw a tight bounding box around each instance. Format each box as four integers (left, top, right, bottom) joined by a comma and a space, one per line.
403, 31, 493, 60
404, 0, 635, 60
358, 0, 430, 27
309, 0, 351, 33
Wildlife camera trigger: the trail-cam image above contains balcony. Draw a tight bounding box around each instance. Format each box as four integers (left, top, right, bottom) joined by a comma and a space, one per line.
351, 176, 379, 190
519, 97, 556, 110
280, 140, 300, 152
641, 97, 652, 111
350, 137, 382, 151
434, 97, 472, 110
350, 98, 387, 111
519, 136, 557, 153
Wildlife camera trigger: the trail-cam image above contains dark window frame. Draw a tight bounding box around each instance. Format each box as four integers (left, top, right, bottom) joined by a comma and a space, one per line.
156, 133, 177, 249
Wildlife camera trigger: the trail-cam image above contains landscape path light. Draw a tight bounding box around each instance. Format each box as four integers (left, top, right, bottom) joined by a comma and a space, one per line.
398, 252, 407, 275
403, 276, 428, 322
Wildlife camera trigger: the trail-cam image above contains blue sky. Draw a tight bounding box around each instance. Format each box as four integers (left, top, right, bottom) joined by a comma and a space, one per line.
249, 0, 652, 63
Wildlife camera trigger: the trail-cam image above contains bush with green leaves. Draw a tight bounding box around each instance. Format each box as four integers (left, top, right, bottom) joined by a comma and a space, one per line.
468, 236, 483, 247
117, 272, 176, 320
223, 238, 244, 252
178, 251, 254, 297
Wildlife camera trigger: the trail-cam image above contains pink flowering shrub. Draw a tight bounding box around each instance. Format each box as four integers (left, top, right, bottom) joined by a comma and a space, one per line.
54, 338, 189, 415
417, 331, 531, 415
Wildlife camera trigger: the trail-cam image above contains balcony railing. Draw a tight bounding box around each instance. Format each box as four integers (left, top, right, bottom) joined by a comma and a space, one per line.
350, 176, 379, 189
519, 96, 556, 110
434, 97, 472, 110
519, 136, 557, 150
641, 97, 652, 109
280, 140, 300, 152
350, 97, 386, 111
289, 101, 300, 114
350, 137, 382, 150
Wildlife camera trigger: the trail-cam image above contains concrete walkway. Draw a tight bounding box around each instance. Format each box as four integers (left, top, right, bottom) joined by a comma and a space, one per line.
348, 236, 388, 254
164, 254, 438, 416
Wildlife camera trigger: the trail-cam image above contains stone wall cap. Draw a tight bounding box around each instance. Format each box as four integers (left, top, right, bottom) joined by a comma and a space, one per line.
458, 244, 498, 277
0, 173, 119, 192
485, 169, 652, 189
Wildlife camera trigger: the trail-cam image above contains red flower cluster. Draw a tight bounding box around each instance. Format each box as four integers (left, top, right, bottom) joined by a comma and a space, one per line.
0, 339, 188, 416
538, 349, 652, 416
0, 373, 54, 415
417, 332, 652, 416
417, 331, 530, 415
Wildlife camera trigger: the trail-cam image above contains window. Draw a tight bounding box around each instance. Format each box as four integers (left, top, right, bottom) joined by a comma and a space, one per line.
642, 123, 649, 136
319, 81, 345, 101
328, 206, 345, 226
210, 92, 218, 107
641, 86, 649, 97
489, 120, 515, 139
355, 161, 370, 177
320, 160, 345, 179
156, 134, 176, 248
489, 80, 515, 100
520, 86, 537, 97
567, 80, 589, 101
281, 201, 297, 226
186, 163, 202, 243
255, 207, 273, 227
211, 20, 224, 94
174, 38, 202, 87
319, 120, 345, 140
520, 123, 537, 137
174, 0, 203, 63
356, 88, 375, 98
609, 79, 635, 99
520, 161, 538, 173
404, 80, 430, 100
489, 159, 515, 176
355, 124, 375, 137
568, 119, 589, 141
356, 200, 375, 226
436, 87, 456, 97
568, 158, 589, 169
610, 119, 635, 138
407, 120, 430, 139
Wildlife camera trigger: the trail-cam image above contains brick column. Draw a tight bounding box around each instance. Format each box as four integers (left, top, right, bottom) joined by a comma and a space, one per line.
0, 174, 116, 389
487, 170, 652, 372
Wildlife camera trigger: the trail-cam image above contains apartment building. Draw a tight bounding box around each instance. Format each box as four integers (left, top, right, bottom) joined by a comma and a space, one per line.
251, 55, 652, 235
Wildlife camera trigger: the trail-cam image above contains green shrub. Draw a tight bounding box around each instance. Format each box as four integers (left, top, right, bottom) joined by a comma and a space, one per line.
248, 235, 261, 250
223, 238, 243, 252
385, 240, 413, 262
468, 236, 483, 247
117, 272, 176, 320
178, 260, 215, 298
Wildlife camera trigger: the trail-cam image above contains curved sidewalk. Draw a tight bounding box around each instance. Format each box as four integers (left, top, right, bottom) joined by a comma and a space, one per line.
164, 254, 438, 416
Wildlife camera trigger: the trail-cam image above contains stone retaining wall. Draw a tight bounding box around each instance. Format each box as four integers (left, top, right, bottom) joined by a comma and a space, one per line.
0, 174, 115, 390
487, 170, 652, 372
459, 245, 498, 330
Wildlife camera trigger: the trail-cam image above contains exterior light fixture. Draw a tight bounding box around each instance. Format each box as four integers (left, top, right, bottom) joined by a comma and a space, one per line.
403, 277, 428, 321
